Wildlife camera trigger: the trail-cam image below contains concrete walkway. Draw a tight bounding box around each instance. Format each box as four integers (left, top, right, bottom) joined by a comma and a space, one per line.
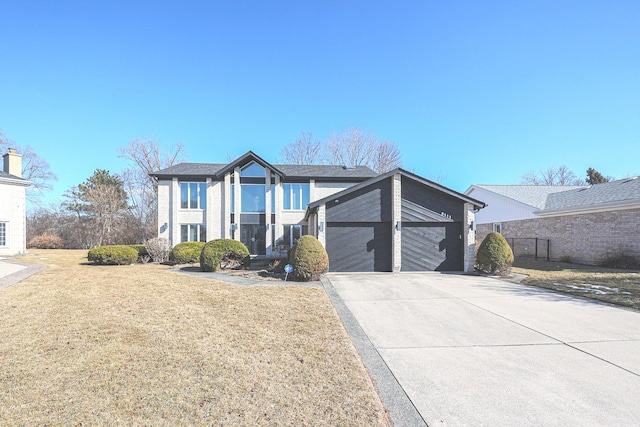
0, 258, 46, 291
325, 273, 640, 426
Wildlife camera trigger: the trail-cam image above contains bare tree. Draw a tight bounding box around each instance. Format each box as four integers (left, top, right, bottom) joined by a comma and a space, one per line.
324, 127, 402, 173
117, 139, 186, 242
0, 131, 57, 203
521, 165, 583, 185
280, 132, 324, 165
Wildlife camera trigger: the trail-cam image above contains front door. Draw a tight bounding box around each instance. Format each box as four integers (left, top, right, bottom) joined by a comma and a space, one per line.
240, 224, 266, 255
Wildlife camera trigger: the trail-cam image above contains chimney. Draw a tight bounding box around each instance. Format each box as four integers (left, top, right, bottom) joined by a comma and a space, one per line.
3, 148, 23, 178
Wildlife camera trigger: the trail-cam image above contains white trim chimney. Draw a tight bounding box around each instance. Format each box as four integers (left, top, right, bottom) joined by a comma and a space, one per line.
3, 148, 22, 178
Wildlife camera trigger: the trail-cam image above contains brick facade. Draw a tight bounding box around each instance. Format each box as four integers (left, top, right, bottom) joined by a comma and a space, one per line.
476, 208, 640, 265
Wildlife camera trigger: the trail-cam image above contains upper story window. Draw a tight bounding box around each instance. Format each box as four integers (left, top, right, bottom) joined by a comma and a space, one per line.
180, 182, 207, 209
283, 183, 310, 210
240, 162, 265, 177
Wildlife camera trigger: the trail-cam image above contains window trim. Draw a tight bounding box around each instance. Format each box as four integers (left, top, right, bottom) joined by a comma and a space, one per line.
180, 182, 207, 210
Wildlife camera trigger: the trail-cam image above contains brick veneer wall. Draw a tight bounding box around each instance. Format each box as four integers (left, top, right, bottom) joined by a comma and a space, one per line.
475, 208, 640, 265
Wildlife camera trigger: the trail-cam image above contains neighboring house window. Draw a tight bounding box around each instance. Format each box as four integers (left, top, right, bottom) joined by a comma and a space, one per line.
241, 185, 265, 213
493, 223, 504, 233
0, 222, 6, 247
181, 224, 207, 242
180, 182, 207, 209
282, 224, 308, 248
282, 184, 310, 210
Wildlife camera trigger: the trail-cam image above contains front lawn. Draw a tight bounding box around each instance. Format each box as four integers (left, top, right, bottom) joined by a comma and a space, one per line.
512, 259, 640, 310
0, 250, 389, 425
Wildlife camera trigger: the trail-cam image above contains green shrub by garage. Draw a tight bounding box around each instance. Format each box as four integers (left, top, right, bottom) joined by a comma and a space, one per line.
171, 241, 206, 264
288, 235, 329, 281
200, 239, 250, 272
88, 245, 138, 265
475, 232, 514, 275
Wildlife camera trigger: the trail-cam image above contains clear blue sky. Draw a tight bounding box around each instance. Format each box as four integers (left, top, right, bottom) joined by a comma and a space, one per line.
2, 1, 639, 205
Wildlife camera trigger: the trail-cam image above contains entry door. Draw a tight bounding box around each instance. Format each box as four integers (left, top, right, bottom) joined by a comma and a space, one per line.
240, 224, 266, 255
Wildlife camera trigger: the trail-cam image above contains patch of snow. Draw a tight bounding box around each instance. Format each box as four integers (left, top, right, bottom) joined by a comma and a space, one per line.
553, 283, 631, 295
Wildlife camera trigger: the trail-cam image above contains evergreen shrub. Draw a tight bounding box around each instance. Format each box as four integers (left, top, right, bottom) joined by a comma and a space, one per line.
200, 239, 250, 272
288, 235, 329, 281
88, 245, 138, 265
171, 241, 206, 264
475, 232, 514, 275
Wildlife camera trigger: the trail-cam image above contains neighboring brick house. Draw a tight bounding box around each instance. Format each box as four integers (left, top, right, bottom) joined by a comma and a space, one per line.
465, 179, 640, 265
0, 149, 31, 256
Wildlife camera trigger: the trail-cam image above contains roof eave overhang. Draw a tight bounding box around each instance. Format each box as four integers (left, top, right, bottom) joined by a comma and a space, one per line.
0, 176, 31, 187
535, 200, 640, 217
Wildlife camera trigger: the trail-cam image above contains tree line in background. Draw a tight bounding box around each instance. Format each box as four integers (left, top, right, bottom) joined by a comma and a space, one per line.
520, 165, 615, 186
0, 128, 630, 250
280, 128, 402, 173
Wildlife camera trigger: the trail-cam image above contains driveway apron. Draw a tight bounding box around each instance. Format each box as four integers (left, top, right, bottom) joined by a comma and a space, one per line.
326, 273, 640, 426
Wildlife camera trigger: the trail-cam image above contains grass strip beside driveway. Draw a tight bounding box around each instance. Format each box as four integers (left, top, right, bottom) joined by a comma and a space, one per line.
0, 250, 389, 426
513, 259, 640, 310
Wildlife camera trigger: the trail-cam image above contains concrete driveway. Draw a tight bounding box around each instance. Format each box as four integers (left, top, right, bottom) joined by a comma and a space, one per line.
325, 273, 640, 426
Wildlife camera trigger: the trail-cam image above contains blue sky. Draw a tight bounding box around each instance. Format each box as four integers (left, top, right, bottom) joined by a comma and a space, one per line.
2, 1, 639, 205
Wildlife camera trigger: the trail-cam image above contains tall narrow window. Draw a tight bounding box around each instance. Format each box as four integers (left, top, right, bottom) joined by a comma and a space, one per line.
0, 222, 6, 247
241, 185, 265, 213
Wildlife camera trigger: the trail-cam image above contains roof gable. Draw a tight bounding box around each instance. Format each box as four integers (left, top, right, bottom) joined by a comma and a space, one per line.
307, 168, 485, 217
215, 151, 285, 178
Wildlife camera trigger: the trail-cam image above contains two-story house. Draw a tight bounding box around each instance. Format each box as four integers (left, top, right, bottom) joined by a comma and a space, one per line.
150, 151, 377, 257
151, 151, 485, 272
0, 149, 31, 256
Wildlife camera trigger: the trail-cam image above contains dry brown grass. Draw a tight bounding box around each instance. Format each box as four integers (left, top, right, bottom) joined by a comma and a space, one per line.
513, 259, 640, 310
0, 250, 389, 426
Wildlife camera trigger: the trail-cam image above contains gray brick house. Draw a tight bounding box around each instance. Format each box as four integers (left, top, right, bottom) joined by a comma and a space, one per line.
466, 178, 640, 265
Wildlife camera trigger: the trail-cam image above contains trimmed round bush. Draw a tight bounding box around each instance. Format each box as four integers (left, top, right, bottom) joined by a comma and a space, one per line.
200, 239, 250, 272
28, 235, 63, 249
288, 235, 329, 281
475, 232, 514, 275
171, 241, 206, 264
88, 245, 138, 265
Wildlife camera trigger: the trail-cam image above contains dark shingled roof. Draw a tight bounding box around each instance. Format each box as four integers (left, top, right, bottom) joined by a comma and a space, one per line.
151, 162, 377, 180
540, 176, 640, 213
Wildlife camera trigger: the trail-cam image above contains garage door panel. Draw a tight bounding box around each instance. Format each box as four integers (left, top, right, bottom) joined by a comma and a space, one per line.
402, 223, 463, 271
326, 223, 391, 272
